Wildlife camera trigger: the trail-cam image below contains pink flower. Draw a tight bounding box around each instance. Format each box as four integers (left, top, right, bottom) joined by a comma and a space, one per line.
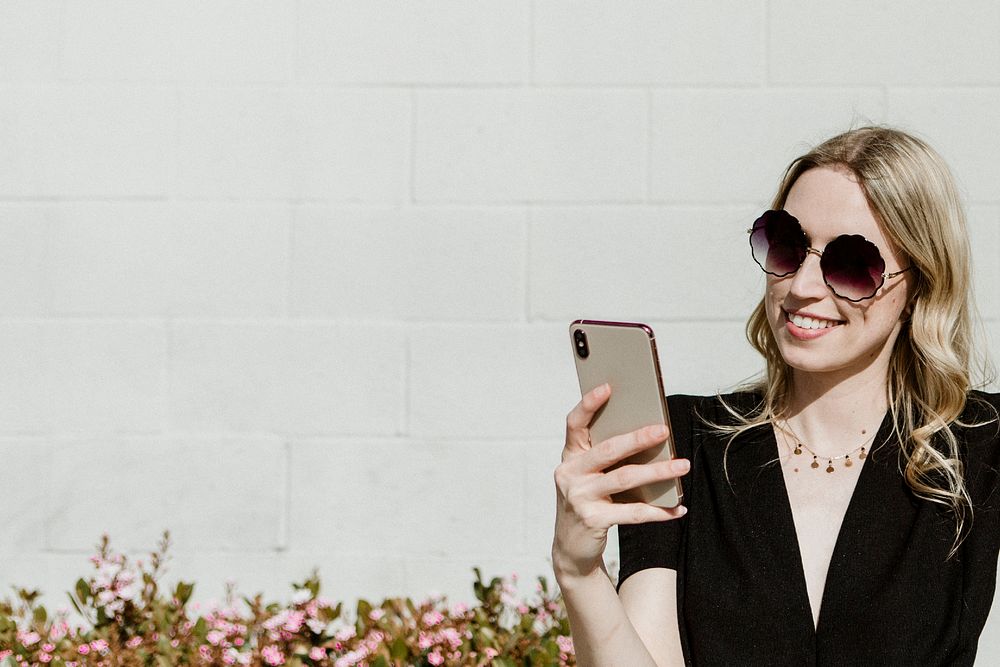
334, 626, 356, 642
39, 652, 52, 663
261, 645, 285, 666
0, 651, 10, 660
557, 635, 574, 653
309, 647, 326, 660
77, 644, 91, 655
18, 630, 40, 646
417, 631, 433, 650
207, 630, 226, 645
126, 636, 142, 649
421, 611, 444, 627
450, 602, 468, 616
368, 608, 385, 621
427, 650, 444, 666
484, 647, 499, 659
90, 639, 109, 652
42, 643, 55, 652
441, 627, 462, 649
517, 604, 529, 614
283, 610, 305, 633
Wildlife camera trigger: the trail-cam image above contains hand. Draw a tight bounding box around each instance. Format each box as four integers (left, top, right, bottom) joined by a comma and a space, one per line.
551, 383, 689, 581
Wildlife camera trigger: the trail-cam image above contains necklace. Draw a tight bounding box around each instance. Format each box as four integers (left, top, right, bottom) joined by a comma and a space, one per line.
776, 418, 877, 474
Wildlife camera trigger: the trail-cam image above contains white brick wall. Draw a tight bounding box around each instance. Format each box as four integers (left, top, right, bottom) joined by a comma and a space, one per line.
1, 0, 999, 655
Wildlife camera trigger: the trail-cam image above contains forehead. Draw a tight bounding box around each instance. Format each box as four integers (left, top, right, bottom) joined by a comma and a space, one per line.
783, 166, 889, 247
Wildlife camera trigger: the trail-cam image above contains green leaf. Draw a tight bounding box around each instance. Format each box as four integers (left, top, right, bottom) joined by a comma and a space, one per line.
66, 592, 84, 618
174, 581, 194, 606
193, 616, 207, 639
371, 656, 389, 667
494, 658, 517, 667
390, 638, 409, 660
1, 657, 19, 667
357, 598, 372, 621
32, 605, 47, 625
75, 578, 90, 603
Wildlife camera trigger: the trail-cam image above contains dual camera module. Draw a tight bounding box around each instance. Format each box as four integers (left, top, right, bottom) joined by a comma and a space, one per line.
573, 328, 590, 359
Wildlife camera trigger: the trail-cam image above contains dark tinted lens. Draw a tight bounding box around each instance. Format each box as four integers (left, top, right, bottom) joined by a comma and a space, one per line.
820, 234, 885, 301
749, 210, 807, 276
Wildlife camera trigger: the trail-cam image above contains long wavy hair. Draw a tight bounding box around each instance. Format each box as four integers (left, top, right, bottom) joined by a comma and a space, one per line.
715, 125, 995, 556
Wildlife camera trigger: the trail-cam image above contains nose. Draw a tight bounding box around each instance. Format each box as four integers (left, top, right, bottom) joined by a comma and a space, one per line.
786, 249, 828, 299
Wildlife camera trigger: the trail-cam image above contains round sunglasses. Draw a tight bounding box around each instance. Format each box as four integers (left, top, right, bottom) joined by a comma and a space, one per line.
747, 209, 911, 302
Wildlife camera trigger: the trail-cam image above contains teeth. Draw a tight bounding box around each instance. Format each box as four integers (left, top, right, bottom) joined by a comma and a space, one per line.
789, 313, 840, 330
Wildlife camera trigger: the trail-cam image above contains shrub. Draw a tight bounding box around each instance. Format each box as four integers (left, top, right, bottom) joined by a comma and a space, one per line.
0, 532, 576, 667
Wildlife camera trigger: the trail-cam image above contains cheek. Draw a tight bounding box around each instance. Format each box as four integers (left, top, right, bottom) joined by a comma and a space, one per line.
764, 284, 786, 330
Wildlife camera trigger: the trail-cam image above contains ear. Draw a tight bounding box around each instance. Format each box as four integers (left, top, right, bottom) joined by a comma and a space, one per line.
900, 297, 915, 322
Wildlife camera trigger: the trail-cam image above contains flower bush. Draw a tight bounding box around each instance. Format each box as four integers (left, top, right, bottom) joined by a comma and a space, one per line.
0, 532, 576, 666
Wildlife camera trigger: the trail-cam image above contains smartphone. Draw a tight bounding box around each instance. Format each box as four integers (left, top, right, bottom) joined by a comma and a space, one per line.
569, 319, 682, 509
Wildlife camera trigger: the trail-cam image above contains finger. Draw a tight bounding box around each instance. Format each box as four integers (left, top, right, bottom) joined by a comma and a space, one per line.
576, 422, 670, 474
563, 383, 611, 453
605, 501, 688, 526
595, 458, 690, 497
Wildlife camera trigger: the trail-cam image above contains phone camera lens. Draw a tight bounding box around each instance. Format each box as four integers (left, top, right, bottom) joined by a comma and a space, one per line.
573, 329, 589, 359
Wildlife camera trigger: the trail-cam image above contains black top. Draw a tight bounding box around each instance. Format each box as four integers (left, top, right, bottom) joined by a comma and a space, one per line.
616, 390, 1000, 666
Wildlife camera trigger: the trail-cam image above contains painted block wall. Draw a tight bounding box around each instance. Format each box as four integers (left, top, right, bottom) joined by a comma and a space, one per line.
1, 0, 999, 655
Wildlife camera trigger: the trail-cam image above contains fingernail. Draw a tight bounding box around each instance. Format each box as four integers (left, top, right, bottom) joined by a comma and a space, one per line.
654, 424, 668, 437
672, 458, 690, 474
678, 505, 688, 516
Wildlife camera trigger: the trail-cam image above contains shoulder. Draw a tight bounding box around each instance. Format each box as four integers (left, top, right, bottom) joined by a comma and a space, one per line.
666, 389, 764, 427
956, 390, 1000, 448
664, 391, 766, 460
950, 391, 1000, 510
962, 389, 1000, 423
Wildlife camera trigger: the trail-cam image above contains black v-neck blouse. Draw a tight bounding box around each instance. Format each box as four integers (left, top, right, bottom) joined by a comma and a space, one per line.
616, 391, 1000, 666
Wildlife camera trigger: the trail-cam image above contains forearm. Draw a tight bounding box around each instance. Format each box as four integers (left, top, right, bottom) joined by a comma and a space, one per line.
555, 563, 661, 667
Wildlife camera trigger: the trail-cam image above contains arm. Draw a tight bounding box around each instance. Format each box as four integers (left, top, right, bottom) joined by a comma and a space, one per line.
554, 384, 689, 666
555, 563, 683, 667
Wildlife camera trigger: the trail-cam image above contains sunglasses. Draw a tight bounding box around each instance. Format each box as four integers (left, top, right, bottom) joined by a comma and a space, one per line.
747, 209, 911, 302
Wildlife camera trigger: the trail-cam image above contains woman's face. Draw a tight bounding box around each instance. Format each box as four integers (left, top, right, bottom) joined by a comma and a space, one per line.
765, 166, 914, 382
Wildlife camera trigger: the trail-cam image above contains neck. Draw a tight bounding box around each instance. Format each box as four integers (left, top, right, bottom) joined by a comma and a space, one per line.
780, 362, 892, 452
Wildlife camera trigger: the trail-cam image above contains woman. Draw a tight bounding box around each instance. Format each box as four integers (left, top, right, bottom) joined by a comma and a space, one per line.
551, 126, 1000, 666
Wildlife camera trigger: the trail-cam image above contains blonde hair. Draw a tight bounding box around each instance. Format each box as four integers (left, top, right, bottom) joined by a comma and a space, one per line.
716, 125, 995, 556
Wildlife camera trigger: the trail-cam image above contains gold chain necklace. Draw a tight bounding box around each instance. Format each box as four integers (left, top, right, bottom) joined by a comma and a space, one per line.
777, 418, 876, 473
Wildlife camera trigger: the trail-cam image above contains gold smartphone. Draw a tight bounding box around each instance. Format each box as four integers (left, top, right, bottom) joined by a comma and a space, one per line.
569, 319, 682, 509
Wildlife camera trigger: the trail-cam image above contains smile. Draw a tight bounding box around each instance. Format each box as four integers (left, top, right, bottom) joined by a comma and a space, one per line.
786, 312, 842, 330
782, 309, 845, 339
